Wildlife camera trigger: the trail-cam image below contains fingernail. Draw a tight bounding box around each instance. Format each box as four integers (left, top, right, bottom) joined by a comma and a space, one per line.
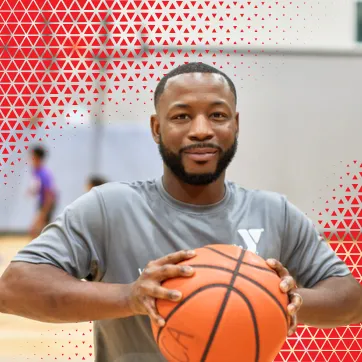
182, 266, 193, 274
158, 319, 165, 327
267, 259, 275, 266
172, 291, 182, 300
288, 305, 296, 314
187, 250, 196, 256
281, 281, 289, 290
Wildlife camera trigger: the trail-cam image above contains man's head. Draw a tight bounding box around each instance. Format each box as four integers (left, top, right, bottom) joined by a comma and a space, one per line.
151, 62, 239, 186
86, 175, 107, 192
30, 145, 47, 169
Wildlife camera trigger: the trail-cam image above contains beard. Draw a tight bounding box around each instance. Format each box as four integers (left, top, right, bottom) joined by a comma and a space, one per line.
158, 136, 238, 185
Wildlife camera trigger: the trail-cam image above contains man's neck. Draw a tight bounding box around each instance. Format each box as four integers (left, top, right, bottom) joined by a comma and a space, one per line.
162, 170, 226, 205
33, 163, 44, 171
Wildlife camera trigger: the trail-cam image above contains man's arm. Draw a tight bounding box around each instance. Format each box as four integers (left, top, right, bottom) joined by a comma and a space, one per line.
297, 274, 362, 328
3, 186, 112, 321
274, 196, 362, 333
0, 251, 195, 326
267, 259, 362, 333
37, 189, 55, 218
0, 262, 132, 323
31, 189, 56, 237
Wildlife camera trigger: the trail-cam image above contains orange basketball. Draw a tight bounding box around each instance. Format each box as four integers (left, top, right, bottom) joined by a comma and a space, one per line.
151, 244, 289, 362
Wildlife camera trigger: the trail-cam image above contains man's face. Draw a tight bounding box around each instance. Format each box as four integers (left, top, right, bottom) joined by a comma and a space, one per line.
151, 72, 239, 185
85, 183, 93, 193
30, 154, 41, 169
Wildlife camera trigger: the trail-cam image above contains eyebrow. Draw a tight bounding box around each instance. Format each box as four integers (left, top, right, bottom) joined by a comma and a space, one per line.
170, 103, 190, 109
170, 100, 229, 109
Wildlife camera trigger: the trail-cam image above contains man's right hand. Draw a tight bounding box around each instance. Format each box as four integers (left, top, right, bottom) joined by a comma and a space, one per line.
127, 249, 196, 327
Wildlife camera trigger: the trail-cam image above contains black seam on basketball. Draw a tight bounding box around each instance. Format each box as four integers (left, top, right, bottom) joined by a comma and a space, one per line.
203, 246, 275, 274
189, 264, 288, 326
156, 284, 260, 362
241, 262, 276, 274
156, 284, 227, 344
200, 248, 248, 362
203, 246, 238, 261
228, 287, 260, 362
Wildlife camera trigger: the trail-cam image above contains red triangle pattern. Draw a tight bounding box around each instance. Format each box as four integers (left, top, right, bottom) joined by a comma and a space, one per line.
278, 162, 361, 362
0, 0, 307, 180
2, 1, 361, 361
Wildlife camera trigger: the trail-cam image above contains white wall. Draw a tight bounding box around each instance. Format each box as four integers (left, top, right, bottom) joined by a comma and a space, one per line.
2, 0, 362, 231
2, 52, 361, 231
101, 50, 362, 215
106, 0, 359, 50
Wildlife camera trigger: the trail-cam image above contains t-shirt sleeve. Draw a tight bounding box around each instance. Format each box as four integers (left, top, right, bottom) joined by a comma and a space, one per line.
41, 172, 52, 190
12, 187, 108, 281
280, 197, 351, 288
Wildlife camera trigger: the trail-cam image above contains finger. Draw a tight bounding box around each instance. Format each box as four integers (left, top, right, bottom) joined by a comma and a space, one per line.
287, 302, 298, 317
153, 250, 196, 266
288, 292, 303, 312
280, 276, 296, 293
143, 297, 165, 327
145, 264, 194, 282
266, 259, 289, 278
287, 314, 298, 336
149, 296, 156, 311
142, 284, 183, 302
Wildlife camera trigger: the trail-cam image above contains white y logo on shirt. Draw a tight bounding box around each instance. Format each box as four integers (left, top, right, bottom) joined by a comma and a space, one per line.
237, 228, 264, 254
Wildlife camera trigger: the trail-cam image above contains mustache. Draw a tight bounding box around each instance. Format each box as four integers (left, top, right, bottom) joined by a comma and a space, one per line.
180, 143, 222, 153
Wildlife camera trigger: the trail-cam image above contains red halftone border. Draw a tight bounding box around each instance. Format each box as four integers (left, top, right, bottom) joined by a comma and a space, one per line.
1, 1, 360, 361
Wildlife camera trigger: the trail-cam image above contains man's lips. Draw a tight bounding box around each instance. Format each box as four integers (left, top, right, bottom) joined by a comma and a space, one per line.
183, 148, 218, 161
184, 148, 218, 154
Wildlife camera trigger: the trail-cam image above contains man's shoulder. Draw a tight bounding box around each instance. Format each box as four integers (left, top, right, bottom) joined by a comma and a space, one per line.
94, 179, 158, 203
228, 181, 287, 209
36, 166, 55, 185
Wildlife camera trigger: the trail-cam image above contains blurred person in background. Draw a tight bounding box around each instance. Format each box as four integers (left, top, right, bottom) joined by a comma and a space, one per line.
28, 145, 57, 238
85, 175, 108, 192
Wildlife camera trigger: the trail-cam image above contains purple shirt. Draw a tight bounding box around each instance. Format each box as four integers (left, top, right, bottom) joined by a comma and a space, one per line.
33, 167, 56, 206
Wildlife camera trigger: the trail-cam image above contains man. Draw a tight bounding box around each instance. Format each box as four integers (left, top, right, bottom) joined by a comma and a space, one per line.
28, 145, 57, 238
85, 175, 108, 192
1, 63, 361, 362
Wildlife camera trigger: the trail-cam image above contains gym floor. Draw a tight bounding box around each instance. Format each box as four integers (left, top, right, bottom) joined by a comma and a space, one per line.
0, 236, 93, 362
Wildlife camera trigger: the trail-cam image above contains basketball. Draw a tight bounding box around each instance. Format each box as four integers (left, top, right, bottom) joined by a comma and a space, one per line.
151, 244, 289, 362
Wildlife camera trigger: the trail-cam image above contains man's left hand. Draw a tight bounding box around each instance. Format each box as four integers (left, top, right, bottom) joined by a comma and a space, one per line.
266, 259, 303, 337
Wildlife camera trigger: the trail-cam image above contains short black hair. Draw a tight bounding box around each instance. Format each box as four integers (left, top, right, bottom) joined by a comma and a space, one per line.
88, 175, 107, 188
31, 145, 46, 160
154, 62, 237, 108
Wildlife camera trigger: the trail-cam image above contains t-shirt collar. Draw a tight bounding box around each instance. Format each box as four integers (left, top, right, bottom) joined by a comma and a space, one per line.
155, 177, 232, 214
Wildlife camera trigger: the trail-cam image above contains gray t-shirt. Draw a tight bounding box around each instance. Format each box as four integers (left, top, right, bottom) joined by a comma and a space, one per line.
13, 178, 350, 362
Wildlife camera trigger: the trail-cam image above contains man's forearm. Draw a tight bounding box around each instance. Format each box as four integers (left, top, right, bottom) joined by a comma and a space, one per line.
0, 262, 134, 323
296, 276, 362, 328
38, 192, 55, 218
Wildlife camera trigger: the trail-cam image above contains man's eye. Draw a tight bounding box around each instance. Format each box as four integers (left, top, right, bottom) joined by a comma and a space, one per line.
173, 114, 189, 120
211, 113, 227, 120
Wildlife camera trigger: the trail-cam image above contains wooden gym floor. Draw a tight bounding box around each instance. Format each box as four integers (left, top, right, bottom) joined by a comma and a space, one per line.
0, 236, 94, 362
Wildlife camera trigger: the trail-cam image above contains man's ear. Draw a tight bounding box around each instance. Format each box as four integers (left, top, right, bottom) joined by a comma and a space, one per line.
235, 112, 239, 138
150, 114, 160, 144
